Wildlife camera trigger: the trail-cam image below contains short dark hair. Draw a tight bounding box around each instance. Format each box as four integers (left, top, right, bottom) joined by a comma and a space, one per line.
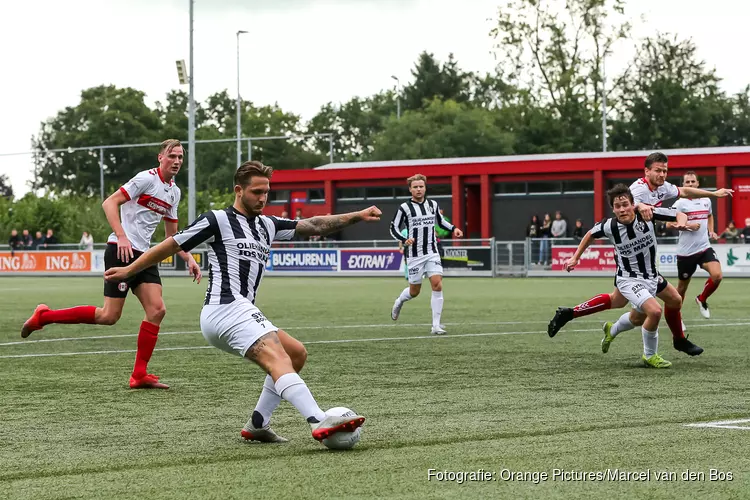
645, 152, 668, 169
607, 183, 634, 207
683, 170, 698, 181
234, 161, 273, 187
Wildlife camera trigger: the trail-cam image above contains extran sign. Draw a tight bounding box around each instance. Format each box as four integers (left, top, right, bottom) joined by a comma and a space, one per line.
340, 250, 402, 271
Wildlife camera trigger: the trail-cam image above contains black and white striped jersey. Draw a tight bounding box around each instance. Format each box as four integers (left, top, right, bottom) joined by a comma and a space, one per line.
390, 198, 455, 259
173, 207, 297, 305
591, 208, 677, 280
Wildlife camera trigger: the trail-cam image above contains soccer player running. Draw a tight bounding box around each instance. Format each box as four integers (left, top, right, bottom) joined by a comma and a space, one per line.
105, 161, 380, 444
565, 184, 683, 368
21, 140, 201, 389
389, 174, 463, 334
547, 152, 733, 356
670, 172, 723, 317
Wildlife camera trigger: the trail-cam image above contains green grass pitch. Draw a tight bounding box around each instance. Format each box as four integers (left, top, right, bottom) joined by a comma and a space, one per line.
1, 276, 749, 499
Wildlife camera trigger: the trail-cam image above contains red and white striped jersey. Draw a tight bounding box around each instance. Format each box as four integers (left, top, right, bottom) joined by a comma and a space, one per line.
673, 197, 712, 257
107, 168, 181, 252
629, 178, 680, 207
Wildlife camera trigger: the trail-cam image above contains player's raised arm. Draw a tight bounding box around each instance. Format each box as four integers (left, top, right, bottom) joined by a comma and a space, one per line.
295, 206, 382, 237
680, 186, 733, 199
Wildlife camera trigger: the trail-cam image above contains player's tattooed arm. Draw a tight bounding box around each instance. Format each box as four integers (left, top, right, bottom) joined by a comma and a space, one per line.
295, 206, 382, 236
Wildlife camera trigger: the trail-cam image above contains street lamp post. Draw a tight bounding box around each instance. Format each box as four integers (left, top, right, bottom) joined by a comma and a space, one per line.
236, 30, 248, 170
391, 75, 401, 119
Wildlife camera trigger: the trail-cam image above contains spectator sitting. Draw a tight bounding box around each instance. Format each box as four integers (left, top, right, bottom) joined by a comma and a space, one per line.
21, 229, 33, 249
32, 231, 44, 250
572, 219, 585, 241
43, 229, 58, 248
79, 231, 94, 251
741, 218, 750, 244
720, 221, 740, 243
551, 210, 567, 238
8, 229, 22, 256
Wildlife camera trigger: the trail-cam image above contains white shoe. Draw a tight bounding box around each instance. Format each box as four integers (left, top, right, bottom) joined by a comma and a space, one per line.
681, 320, 687, 332
391, 299, 403, 321
310, 413, 365, 441
431, 325, 446, 335
241, 422, 289, 443
696, 296, 710, 319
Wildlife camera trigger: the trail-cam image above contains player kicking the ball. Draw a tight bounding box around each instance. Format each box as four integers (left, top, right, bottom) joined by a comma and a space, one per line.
389, 174, 463, 334
564, 184, 683, 368
105, 161, 378, 443
21, 139, 201, 389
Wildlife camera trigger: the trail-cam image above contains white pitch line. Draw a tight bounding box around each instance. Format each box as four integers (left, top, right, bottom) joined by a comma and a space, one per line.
685, 418, 750, 430
2, 319, 747, 348
0, 327, 596, 359
3, 321, 750, 359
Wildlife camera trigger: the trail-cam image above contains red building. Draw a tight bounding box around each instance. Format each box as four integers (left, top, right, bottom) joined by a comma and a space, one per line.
265, 147, 750, 241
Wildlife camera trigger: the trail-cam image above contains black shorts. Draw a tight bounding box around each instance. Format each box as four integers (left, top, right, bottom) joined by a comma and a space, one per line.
104, 243, 161, 298
614, 273, 669, 294
677, 248, 719, 280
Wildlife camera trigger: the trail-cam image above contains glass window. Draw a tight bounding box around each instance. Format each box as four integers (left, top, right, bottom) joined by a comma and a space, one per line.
366, 187, 394, 199
528, 181, 562, 194
428, 184, 452, 196
308, 189, 325, 202
269, 190, 289, 203
562, 180, 594, 193
336, 188, 365, 200
495, 182, 526, 195
394, 186, 411, 198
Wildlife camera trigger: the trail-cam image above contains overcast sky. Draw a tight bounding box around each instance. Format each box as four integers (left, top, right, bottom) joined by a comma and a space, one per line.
1, 0, 749, 197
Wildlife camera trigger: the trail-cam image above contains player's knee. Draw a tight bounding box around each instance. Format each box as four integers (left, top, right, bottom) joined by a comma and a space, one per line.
409, 286, 421, 297
148, 303, 167, 323
431, 281, 443, 292
666, 294, 682, 309
99, 311, 121, 326
712, 274, 723, 284
647, 308, 662, 322
291, 345, 308, 373
630, 312, 644, 327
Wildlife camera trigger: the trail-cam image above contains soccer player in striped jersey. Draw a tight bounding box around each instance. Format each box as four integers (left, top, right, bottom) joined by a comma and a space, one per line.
389, 174, 463, 334
671, 171, 723, 318
564, 184, 681, 368
548, 152, 733, 356
105, 161, 380, 444
20, 139, 202, 389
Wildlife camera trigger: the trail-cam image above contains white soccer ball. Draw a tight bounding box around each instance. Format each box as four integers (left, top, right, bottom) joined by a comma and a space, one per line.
321, 406, 362, 450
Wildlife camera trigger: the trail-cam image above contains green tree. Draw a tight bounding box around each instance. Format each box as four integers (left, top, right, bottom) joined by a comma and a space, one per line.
490, 0, 632, 152
610, 34, 734, 149
0, 174, 13, 200
32, 86, 163, 195
369, 99, 515, 160
308, 91, 396, 162
402, 52, 472, 111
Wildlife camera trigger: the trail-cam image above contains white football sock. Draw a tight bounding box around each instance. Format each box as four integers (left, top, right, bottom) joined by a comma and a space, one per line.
610, 312, 635, 338
274, 372, 326, 423
642, 327, 658, 357
397, 287, 414, 304
252, 375, 281, 427
431, 291, 444, 327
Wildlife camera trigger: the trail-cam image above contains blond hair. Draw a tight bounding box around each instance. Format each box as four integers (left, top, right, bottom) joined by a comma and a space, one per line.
235, 161, 274, 187
407, 174, 427, 187
159, 139, 182, 154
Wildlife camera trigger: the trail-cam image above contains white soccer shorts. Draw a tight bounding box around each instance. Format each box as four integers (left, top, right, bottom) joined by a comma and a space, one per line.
406, 254, 443, 285
200, 299, 278, 357
616, 276, 658, 312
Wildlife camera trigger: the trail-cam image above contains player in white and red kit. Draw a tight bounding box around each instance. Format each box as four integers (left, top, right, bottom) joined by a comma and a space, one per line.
20, 140, 202, 389
547, 152, 733, 356
671, 171, 723, 318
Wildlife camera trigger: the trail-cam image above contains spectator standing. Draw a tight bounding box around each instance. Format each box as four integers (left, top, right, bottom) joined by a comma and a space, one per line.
43, 229, 58, 248
21, 229, 33, 249
720, 221, 740, 243
79, 231, 94, 251
32, 231, 45, 250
